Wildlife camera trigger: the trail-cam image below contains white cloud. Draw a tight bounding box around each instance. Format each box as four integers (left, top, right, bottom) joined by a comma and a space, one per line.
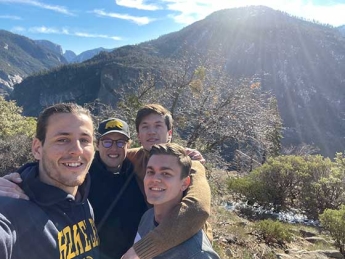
115, 0, 161, 11
0, 0, 74, 15
160, 0, 345, 26
29, 26, 62, 34
0, 15, 22, 20
26, 26, 122, 40
74, 32, 122, 40
92, 9, 153, 25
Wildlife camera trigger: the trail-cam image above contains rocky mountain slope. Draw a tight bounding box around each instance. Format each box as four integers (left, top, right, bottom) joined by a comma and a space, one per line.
0, 30, 68, 96
9, 6, 345, 158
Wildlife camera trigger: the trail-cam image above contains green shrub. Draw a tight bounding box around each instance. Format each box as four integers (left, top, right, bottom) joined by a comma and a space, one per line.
228, 154, 345, 219
0, 96, 36, 138
255, 219, 292, 245
0, 97, 36, 175
320, 205, 345, 255
0, 134, 34, 175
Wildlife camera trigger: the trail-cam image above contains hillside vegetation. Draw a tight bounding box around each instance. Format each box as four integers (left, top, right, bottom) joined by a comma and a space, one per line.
7, 6, 345, 158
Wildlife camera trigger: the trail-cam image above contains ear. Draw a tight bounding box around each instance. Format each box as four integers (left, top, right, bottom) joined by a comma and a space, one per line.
32, 138, 43, 160
167, 129, 173, 143
181, 176, 191, 191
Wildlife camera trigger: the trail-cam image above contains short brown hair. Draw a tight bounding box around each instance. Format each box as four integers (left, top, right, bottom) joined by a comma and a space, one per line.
149, 143, 191, 179
36, 103, 93, 145
135, 104, 173, 133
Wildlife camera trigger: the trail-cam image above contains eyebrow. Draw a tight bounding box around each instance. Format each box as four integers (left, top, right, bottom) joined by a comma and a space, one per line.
53, 132, 92, 137
147, 165, 173, 171
141, 120, 164, 125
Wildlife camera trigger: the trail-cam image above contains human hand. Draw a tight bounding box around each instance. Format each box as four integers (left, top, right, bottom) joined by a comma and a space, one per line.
185, 148, 206, 164
0, 172, 29, 200
121, 247, 140, 259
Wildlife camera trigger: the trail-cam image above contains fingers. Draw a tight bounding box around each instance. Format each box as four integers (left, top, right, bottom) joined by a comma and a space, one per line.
0, 176, 29, 200
185, 148, 206, 163
3, 172, 23, 183
0, 190, 29, 200
191, 154, 206, 164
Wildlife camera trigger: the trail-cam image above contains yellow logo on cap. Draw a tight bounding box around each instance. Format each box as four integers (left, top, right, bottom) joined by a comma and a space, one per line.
105, 120, 123, 129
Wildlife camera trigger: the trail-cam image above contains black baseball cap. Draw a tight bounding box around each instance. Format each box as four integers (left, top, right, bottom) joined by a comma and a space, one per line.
97, 118, 130, 139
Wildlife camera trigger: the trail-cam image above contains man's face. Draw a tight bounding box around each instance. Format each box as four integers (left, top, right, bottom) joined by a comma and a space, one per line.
32, 113, 95, 194
97, 132, 129, 171
137, 113, 172, 151
144, 154, 190, 206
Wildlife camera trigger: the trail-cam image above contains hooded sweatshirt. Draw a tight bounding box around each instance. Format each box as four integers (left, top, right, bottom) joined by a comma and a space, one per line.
0, 162, 99, 259
88, 152, 147, 259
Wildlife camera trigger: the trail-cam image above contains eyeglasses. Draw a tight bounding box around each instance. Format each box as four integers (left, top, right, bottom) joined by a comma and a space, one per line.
100, 139, 127, 149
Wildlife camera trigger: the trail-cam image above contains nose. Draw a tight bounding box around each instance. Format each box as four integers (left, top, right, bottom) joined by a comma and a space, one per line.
69, 140, 83, 155
108, 143, 118, 150
148, 126, 156, 134
152, 174, 162, 182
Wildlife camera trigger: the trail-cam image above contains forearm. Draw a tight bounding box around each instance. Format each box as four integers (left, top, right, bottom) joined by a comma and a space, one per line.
133, 161, 211, 259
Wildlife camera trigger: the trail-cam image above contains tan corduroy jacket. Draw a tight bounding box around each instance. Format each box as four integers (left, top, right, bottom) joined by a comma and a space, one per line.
127, 147, 212, 259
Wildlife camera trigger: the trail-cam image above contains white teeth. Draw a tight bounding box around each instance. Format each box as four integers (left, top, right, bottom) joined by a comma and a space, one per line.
109, 154, 119, 158
151, 187, 164, 191
65, 163, 81, 167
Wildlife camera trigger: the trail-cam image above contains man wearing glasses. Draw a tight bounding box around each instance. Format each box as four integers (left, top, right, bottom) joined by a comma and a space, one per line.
89, 118, 147, 259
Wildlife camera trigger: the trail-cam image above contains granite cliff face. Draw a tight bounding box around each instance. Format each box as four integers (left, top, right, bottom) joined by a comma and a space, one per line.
0, 30, 68, 96
9, 6, 345, 157
0, 31, 117, 97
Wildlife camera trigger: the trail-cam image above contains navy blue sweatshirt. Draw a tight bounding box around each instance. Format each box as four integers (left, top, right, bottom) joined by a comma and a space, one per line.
88, 152, 147, 259
0, 163, 99, 259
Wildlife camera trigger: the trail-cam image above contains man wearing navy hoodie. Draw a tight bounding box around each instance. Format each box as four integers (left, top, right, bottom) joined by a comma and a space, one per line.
0, 103, 99, 259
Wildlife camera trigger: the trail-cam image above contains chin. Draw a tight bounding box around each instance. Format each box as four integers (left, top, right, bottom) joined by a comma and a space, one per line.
144, 145, 153, 151
69, 175, 87, 186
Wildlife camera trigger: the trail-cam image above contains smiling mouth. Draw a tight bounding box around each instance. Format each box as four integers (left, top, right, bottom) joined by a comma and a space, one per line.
150, 187, 165, 191
108, 154, 119, 158
64, 162, 82, 167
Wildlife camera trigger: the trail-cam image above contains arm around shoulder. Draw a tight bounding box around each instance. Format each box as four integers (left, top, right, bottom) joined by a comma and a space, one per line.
133, 161, 211, 259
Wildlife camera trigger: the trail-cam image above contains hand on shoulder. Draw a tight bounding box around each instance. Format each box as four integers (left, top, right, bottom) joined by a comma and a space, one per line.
185, 148, 206, 164
0, 172, 29, 200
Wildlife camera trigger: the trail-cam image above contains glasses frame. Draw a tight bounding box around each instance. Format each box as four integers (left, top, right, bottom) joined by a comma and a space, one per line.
100, 139, 128, 149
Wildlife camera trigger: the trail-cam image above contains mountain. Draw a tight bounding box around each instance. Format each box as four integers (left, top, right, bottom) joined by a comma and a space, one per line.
34, 39, 63, 55
71, 47, 114, 63
338, 25, 345, 37
9, 6, 345, 158
0, 30, 67, 96
63, 50, 77, 62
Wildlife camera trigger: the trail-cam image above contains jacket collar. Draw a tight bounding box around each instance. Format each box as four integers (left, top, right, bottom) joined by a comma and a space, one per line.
18, 162, 91, 206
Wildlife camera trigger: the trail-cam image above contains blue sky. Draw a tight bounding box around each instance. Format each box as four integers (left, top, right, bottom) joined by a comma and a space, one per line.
0, 0, 345, 55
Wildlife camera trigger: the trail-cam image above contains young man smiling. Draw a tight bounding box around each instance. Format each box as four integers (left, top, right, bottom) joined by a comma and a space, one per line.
134, 143, 219, 259
88, 118, 147, 259
0, 103, 99, 259
123, 104, 212, 259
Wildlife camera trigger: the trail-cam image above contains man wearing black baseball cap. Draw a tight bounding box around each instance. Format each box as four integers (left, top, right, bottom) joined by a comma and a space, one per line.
88, 118, 147, 259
